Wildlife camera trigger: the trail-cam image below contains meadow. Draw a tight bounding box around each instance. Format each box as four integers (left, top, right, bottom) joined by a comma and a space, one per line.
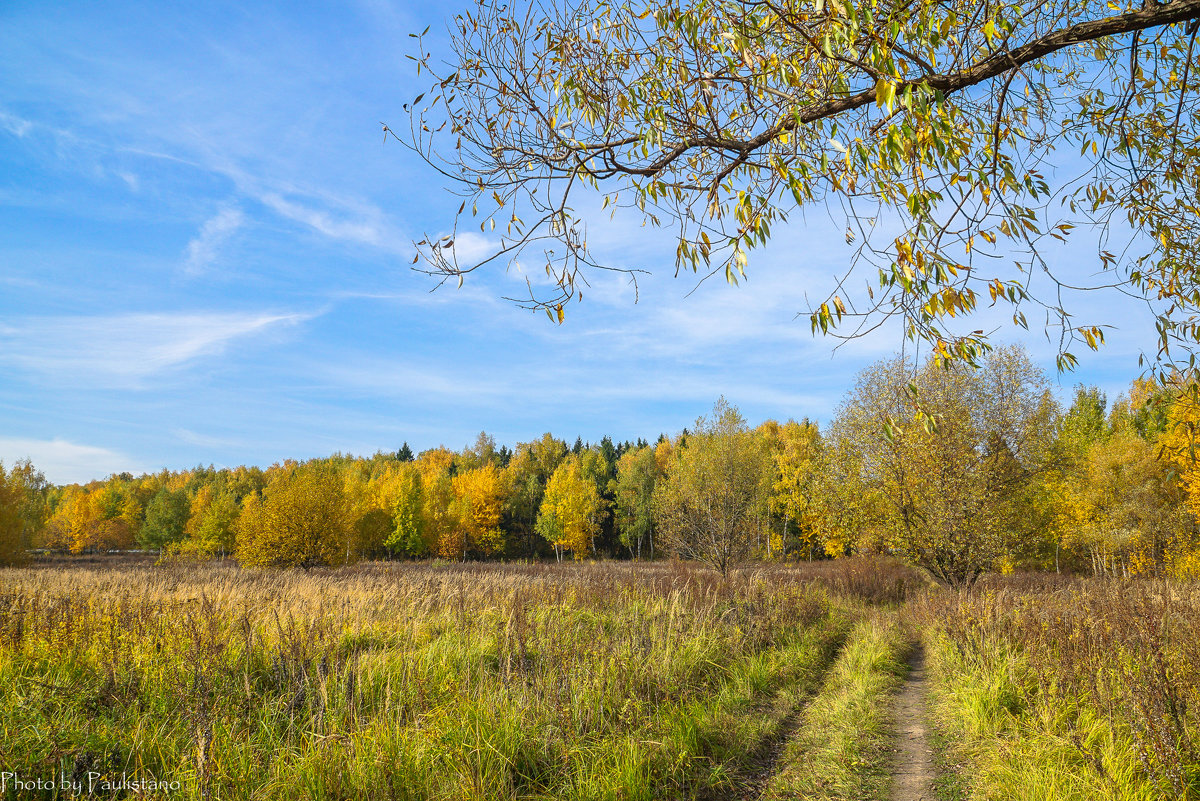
918, 575, 1200, 801
0, 558, 1197, 800
0, 558, 912, 800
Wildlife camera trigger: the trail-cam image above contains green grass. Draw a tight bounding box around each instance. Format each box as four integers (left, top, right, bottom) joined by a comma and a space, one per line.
15, 561, 1193, 801
915, 578, 1200, 801
927, 722, 969, 801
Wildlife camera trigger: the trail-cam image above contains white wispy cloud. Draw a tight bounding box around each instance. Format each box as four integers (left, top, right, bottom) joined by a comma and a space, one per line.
171, 427, 243, 450
0, 110, 34, 138
0, 311, 314, 385
259, 191, 387, 247
0, 437, 143, 485
115, 170, 140, 191
184, 205, 244, 273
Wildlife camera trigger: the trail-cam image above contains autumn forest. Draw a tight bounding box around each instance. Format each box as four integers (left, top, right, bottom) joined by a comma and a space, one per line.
3, 345, 1198, 585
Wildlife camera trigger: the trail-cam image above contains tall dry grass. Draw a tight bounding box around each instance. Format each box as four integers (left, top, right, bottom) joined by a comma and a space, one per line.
0, 559, 868, 800
916, 576, 1200, 800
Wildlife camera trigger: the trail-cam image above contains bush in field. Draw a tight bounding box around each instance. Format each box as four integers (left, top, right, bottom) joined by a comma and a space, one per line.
235, 463, 353, 568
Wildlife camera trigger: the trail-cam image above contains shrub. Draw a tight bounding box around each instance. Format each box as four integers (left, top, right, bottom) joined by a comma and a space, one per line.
236, 463, 353, 568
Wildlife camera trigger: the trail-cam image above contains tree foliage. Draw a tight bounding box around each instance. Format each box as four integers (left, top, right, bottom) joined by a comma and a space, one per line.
505, 433, 568, 557
654, 398, 770, 575
614, 445, 662, 558
11, 368, 1200, 579
140, 488, 191, 550
381, 463, 427, 556
236, 464, 353, 568
822, 345, 1055, 586
6, 460, 49, 555
0, 463, 26, 566
401, 0, 1200, 371
760, 419, 823, 558
538, 455, 604, 560
451, 463, 507, 558
42, 482, 137, 554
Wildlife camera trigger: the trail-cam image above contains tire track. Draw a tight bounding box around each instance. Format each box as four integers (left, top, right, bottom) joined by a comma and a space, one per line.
890, 645, 936, 801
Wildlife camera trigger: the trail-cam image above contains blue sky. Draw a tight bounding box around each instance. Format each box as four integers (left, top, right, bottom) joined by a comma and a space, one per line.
0, 1, 1160, 484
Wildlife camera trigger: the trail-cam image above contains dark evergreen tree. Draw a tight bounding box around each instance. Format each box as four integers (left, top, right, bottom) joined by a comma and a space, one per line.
599, 436, 618, 472
592, 437, 620, 555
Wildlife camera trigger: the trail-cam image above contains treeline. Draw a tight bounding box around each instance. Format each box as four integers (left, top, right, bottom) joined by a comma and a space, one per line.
3, 345, 1200, 582
1, 432, 685, 567
0, 413, 811, 569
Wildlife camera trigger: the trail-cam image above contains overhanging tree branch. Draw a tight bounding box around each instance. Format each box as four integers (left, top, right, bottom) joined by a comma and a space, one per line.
395, 0, 1200, 374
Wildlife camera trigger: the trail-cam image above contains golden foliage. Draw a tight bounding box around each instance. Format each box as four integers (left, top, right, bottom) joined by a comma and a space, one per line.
760, 419, 822, 559
451, 464, 506, 557
654, 399, 770, 576
236, 463, 353, 568
821, 347, 1055, 586
0, 464, 25, 565
538, 456, 602, 559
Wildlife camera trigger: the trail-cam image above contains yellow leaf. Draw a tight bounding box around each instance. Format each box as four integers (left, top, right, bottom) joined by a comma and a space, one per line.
875, 78, 896, 112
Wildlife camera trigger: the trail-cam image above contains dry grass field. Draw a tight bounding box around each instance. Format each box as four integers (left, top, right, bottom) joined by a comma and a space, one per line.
2, 558, 1198, 800
916, 575, 1200, 801
0, 559, 917, 800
